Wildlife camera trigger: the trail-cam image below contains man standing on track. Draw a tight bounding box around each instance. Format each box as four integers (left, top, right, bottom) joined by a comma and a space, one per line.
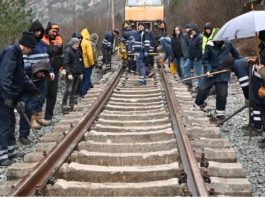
132, 22, 150, 86
101, 29, 120, 69
42, 22, 64, 124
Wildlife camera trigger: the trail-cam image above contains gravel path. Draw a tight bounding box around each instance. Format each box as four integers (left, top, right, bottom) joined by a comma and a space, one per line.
203, 74, 265, 197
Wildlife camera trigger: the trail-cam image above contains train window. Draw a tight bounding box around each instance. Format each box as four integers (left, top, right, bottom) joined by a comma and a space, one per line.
126, 0, 162, 6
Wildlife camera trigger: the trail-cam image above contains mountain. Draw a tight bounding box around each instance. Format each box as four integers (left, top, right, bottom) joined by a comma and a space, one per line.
27, 0, 124, 30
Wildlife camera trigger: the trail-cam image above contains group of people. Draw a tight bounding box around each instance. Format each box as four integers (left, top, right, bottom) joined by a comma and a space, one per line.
0, 20, 99, 166
120, 21, 156, 85
1, 19, 265, 167
119, 21, 265, 149
167, 23, 265, 149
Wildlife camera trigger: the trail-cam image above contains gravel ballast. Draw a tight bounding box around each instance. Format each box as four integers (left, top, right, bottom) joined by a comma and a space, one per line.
0, 65, 264, 196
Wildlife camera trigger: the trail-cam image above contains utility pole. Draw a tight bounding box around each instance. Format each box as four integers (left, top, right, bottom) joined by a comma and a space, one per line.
112, 0, 115, 29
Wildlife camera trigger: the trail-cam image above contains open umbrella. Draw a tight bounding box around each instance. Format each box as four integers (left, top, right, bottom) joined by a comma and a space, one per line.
214, 10, 265, 63
213, 10, 265, 41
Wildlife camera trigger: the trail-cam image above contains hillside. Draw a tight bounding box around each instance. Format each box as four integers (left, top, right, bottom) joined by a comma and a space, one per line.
26, 0, 247, 42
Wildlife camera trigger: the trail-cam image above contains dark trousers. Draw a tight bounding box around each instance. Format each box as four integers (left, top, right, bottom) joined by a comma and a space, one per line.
45, 71, 59, 120
62, 75, 80, 107
128, 59, 136, 72
19, 95, 32, 139
102, 48, 111, 65
195, 77, 228, 112
0, 101, 17, 163
251, 103, 265, 130
232, 58, 249, 99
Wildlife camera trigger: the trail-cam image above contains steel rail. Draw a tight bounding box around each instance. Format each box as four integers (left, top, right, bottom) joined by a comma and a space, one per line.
8, 66, 124, 196
160, 68, 209, 197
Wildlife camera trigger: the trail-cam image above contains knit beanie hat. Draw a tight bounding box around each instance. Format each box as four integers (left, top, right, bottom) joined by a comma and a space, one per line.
19, 31, 37, 48
259, 30, 265, 42
68, 37, 80, 46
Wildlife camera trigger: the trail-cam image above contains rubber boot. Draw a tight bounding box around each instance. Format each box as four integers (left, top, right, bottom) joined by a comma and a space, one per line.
31, 114, 41, 129
36, 112, 52, 126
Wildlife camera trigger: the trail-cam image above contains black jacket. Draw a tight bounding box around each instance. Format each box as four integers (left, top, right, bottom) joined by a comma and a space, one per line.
0, 44, 37, 103
203, 41, 240, 82
29, 20, 44, 39
63, 46, 83, 75
189, 33, 202, 60
171, 33, 190, 59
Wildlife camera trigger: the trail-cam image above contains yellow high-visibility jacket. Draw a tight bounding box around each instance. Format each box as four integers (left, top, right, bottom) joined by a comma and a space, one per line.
81, 28, 94, 68
202, 28, 219, 54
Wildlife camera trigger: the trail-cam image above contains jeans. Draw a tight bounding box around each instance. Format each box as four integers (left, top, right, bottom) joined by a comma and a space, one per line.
80, 68, 93, 96
174, 57, 191, 85
136, 54, 147, 82
190, 59, 203, 87
195, 77, 228, 114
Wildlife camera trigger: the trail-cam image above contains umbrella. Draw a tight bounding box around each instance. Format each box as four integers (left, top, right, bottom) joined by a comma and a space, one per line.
213, 10, 265, 41
213, 10, 265, 63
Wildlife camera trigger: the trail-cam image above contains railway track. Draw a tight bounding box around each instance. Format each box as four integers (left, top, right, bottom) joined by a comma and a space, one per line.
2, 62, 252, 196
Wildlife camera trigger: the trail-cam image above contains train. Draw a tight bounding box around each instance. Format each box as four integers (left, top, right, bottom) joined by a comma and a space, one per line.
123, 0, 167, 37
118, 0, 167, 65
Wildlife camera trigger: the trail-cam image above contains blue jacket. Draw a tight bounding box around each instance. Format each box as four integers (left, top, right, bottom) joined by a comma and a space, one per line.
203, 41, 241, 82
122, 27, 138, 52
102, 31, 114, 50
146, 30, 157, 52
159, 37, 173, 61
23, 39, 50, 77
132, 30, 150, 54
0, 44, 37, 102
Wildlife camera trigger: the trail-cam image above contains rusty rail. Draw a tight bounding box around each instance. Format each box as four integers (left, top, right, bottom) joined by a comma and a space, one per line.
8, 66, 124, 196
159, 68, 209, 197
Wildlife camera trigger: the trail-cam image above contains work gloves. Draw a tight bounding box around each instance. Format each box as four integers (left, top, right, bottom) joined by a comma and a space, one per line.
68, 74, 73, 80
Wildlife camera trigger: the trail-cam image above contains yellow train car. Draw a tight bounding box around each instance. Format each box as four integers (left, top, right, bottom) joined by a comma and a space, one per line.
124, 0, 167, 36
